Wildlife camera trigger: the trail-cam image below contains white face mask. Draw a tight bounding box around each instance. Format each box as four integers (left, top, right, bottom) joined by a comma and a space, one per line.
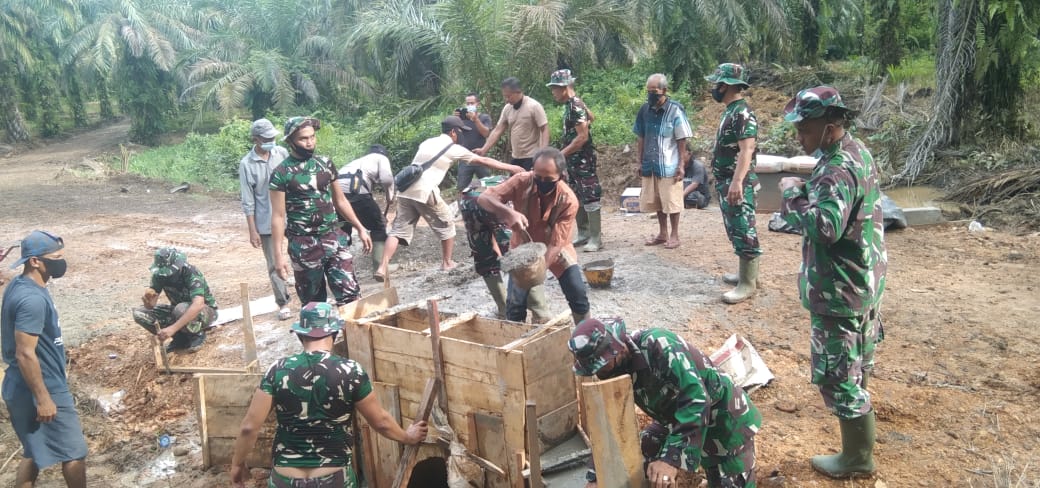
466, 104, 477, 112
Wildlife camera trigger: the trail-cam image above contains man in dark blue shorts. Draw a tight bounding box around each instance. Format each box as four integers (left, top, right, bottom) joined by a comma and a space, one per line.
1, 230, 88, 487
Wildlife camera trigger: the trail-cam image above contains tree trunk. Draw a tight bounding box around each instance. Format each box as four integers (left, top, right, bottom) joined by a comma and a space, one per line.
98, 77, 115, 120
800, 0, 821, 64
66, 67, 89, 127
873, 0, 903, 73
0, 70, 31, 143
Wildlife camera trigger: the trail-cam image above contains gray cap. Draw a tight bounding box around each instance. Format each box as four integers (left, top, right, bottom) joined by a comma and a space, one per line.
250, 118, 279, 139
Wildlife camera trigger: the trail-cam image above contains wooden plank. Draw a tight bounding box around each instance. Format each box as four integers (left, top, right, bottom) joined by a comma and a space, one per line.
473, 412, 509, 487
371, 383, 402, 488
239, 283, 258, 370
370, 325, 433, 360
537, 400, 579, 451
521, 325, 577, 384
207, 437, 274, 468
581, 375, 647, 488
195, 376, 210, 468
153, 336, 170, 373
501, 311, 571, 351
466, 412, 479, 453
341, 322, 375, 378
526, 401, 542, 488
439, 316, 536, 347
427, 299, 449, 413
498, 350, 526, 487
526, 369, 577, 416
200, 373, 263, 407
391, 377, 439, 488
512, 451, 525, 488
204, 406, 276, 438
361, 424, 378, 488
441, 338, 524, 387
167, 365, 250, 374
340, 287, 400, 321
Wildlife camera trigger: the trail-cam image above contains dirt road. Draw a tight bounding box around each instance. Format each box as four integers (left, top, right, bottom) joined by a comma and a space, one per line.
1, 122, 1039, 486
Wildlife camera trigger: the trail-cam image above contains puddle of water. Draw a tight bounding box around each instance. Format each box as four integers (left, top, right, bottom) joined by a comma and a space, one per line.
885, 185, 944, 208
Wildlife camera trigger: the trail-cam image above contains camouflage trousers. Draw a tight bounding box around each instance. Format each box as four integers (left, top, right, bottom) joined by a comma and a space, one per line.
269, 466, 355, 488
640, 422, 757, 488
288, 229, 360, 306
567, 152, 602, 208
810, 310, 884, 420
716, 179, 762, 259
132, 303, 216, 335
459, 191, 511, 277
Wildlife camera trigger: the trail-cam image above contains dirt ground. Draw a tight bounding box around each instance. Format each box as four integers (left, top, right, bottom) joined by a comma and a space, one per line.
1, 119, 1039, 487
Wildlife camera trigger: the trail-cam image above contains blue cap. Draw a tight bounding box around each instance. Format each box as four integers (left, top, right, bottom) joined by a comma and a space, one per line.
9, 230, 64, 269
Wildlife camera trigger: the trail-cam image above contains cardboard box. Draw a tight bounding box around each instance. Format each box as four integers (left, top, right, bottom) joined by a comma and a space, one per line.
620, 187, 641, 212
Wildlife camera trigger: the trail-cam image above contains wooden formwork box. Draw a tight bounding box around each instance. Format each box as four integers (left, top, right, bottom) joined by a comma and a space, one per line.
344, 300, 578, 488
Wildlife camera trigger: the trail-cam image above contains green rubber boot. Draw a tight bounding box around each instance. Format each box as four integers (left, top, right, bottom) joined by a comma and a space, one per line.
483, 274, 508, 318
526, 285, 553, 323
811, 411, 877, 479
582, 209, 602, 252
722, 257, 759, 304
572, 208, 589, 246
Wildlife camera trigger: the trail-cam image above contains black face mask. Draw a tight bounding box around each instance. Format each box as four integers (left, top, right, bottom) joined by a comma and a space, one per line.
511, 96, 524, 110
711, 84, 726, 103
40, 257, 67, 280
291, 143, 315, 160
534, 178, 557, 195
647, 92, 663, 107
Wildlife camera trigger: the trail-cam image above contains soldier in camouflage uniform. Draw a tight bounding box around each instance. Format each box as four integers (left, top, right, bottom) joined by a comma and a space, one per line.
704, 63, 763, 304
132, 247, 217, 353
230, 302, 428, 488
569, 318, 761, 488
779, 86, 887, 479
548, 69, 604, 252
270, 117, 372, 306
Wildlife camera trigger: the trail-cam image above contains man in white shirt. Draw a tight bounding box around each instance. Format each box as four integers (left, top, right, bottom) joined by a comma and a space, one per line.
374, 116, 524, 281
337, 144, 396, 273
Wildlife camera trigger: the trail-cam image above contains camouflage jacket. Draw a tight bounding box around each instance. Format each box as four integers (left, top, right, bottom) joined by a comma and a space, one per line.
711, 99, 758, 184
561, 96, 594, 160
620, 329, 760, 471
260, 351, 373, 467
149, 264, 216, 309
781, 133, 888, 317
270, 155, 340, 237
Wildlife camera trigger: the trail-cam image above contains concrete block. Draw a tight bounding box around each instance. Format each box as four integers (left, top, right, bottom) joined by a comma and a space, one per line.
902, 207, 944, 227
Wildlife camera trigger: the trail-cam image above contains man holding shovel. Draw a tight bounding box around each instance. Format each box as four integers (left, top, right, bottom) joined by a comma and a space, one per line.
478, 147, 591, 324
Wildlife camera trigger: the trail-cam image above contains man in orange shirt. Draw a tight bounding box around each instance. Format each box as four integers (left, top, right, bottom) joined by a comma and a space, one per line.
478, 147, 590, 324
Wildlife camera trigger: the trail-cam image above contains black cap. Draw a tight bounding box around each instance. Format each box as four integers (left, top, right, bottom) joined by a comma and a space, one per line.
368, 144, 388, 157
441, 116, 471, 132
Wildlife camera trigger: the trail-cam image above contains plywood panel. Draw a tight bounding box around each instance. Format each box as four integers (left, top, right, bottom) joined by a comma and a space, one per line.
521, 326, 575, 384
340, 287, 399, 321
525, 369, 577, 415
537, 400, 578, 451
581, 375, 647, 488
208, 437, 274, 468
340, 322, 374, 376
367, 382, 401, 488
200, 373, 264, 407
473, 412, 510, 488
205, 406, 277, 438
371, 326, 432, 360
197, 374, 275, 469
441, 338, 524, 387
440, 317, 535, 347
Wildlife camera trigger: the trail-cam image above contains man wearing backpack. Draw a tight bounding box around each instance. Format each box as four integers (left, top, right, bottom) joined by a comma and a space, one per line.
374, 116, 525, 282
270, 116, 372, 306
338, 144, 396, 274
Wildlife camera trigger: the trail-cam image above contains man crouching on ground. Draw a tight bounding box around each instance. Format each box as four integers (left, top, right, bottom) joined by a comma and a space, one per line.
133, 247, 217, 353
569, 318, 761, 487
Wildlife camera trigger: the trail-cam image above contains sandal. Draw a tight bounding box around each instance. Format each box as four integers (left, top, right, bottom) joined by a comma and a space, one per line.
664, 239, 681, 249
644, 236, 667, 246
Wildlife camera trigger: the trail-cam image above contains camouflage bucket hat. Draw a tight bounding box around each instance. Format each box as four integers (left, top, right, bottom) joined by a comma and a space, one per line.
292, 302, 342, 338
568, 317, 628, 376
704, 63, 750, 88
546, 69, 576, 87
282, 116, 321, 142
783, 86, 852, 123
150, 247, 187, 277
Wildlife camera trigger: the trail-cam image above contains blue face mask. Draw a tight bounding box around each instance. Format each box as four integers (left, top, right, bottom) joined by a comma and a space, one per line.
260, 142, 276, 152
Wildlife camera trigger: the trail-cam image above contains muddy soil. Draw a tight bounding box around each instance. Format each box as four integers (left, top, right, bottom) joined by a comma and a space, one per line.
1, 120, 1039, 487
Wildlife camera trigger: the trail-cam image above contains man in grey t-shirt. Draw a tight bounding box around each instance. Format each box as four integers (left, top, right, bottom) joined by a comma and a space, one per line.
683, 158, 712, 209
453, 92, 495, 190
1, 230, 88, 487
239, 118, 292, 320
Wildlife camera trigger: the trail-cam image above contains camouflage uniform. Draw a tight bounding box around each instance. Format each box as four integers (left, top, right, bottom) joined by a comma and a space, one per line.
781, 88, 887, 420
561, 96, 601, 208
711, 98, 762, 259
459, 184, 511, 277
569, 319, 761, 487
259, 303, 373, 487
133, 248, 217, 341
271, 153, 360, 306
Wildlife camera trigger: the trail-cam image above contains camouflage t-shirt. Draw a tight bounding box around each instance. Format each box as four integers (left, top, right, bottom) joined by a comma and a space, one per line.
624, 328, 760, 470
561, 97, 594, 160
270, 156, 340, 236
711, 99, 758, 184
781, 134, 888, 317
149, 264, 217, 309
260, 351, 373, 467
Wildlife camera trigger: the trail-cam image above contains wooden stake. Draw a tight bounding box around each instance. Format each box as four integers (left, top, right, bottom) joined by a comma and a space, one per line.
153, 336, 171, 374
525, 401, 542, 488
391, 377, 440, 488
427, 299, 448, 413
240, 283, 258, 371
361, 424, 378, 488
